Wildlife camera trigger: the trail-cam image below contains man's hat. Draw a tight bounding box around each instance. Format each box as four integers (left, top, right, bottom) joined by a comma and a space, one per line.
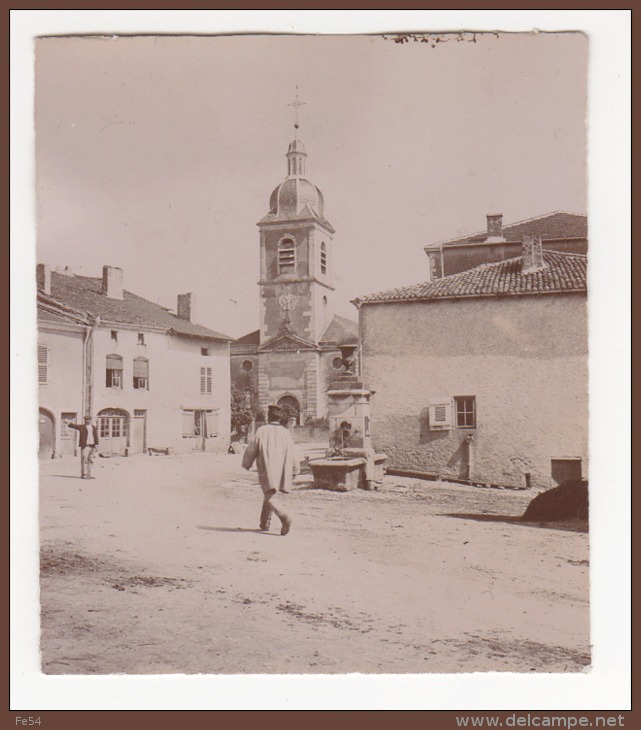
267, 405, 282, 422
84, 415, 92, 422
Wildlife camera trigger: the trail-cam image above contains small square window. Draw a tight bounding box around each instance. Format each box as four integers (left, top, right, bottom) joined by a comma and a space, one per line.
454, 396, 476, 428
201, 347, 210, 356
137, 333, 145, 345
111, 330, 118, 342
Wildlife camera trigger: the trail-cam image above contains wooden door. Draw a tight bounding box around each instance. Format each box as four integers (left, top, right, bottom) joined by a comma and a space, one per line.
38, 409, 55, 459
130, 412, 146, 454
195, 410, 206, 451
98, 413, 128, 456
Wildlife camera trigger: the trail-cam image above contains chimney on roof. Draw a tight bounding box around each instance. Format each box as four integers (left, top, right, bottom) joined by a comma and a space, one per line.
177, 292, 197, 323
522, 235, 547, 275
102, 265, 124, 300
36, 263, 51, 295
486, 213, 504, 241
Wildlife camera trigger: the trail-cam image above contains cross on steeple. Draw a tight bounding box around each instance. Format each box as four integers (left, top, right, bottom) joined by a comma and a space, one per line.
288, 87, 306, 133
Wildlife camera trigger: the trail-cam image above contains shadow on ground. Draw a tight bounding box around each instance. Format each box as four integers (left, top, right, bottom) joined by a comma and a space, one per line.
444, 513, 588, 533
196, 525, 281, 536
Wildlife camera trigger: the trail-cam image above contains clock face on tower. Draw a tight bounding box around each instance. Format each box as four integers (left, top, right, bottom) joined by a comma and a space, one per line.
278, 293, 296, 312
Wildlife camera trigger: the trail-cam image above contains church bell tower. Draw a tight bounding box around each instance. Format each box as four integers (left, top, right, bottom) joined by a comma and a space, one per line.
257, 97, 335, 347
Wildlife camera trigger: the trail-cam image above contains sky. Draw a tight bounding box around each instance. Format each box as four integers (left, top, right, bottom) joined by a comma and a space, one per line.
34, 32, 588, 338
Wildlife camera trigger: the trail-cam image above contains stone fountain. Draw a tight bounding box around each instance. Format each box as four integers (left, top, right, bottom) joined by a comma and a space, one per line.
309, 341, 386, 491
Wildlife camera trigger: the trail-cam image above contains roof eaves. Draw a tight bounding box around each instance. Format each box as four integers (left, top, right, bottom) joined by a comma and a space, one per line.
167, 328, 234, 342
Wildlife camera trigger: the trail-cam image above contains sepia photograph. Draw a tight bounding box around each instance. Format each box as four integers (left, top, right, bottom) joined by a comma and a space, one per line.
11, 9, 630, 712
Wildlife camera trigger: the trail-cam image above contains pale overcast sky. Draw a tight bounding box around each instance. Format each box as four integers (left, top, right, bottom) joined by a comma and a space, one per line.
35, 32, 587, 337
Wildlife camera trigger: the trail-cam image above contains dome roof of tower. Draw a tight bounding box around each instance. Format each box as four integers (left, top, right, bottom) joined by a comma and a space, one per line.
287, 139, 306, 154
268, 177, 325, 220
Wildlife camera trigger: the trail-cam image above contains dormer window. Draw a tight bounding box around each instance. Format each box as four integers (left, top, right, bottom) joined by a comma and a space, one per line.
320, 242, 327, 275
278, 238, 295, 274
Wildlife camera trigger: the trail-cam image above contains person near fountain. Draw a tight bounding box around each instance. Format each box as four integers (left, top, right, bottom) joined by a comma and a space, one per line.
241, 404, 299, 535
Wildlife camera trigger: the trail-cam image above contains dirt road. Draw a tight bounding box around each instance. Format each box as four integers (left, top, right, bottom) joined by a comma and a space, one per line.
39, 448, 590, 674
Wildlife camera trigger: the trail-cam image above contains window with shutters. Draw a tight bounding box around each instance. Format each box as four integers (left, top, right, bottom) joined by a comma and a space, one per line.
106, 354, 123, 388
320, 241, 327, 275
428, 397, 453, 431
200, 366, 212, 394
454, 396, 476, 428
38, 344, 48, 385
133, 357, 149, 389
278, 238, 295, 274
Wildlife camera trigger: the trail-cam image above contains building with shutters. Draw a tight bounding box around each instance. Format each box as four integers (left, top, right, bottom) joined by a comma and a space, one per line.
37, 263, 233, 458
353, 225, 588, 490
230, 128, 358, 424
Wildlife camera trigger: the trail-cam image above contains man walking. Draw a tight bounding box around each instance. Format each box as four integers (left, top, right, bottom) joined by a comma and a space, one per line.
242, 405, 299, 535
68, 415, 99, 479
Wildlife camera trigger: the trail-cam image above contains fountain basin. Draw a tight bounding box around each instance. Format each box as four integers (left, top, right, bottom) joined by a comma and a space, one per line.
309, 453, 387, 491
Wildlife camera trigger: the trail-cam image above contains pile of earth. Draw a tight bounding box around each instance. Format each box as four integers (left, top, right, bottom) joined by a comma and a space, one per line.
522, 480, 588, 528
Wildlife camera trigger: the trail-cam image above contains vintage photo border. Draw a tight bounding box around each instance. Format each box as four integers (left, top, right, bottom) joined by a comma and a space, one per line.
8, 7, 632, 718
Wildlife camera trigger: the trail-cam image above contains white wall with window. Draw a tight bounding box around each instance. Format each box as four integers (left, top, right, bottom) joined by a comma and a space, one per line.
37, 324, 85, 459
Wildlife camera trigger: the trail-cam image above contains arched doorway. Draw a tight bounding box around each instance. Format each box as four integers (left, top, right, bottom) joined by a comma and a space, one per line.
97, 408, 129, 456
277, 395, 300, 426
38, 408, 55, 459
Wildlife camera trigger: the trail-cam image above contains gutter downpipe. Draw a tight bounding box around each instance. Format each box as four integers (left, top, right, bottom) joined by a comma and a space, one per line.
82, 318, 96, 418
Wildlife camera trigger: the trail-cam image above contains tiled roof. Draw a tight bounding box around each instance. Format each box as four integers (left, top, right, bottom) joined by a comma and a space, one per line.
234, 329, 260, 345
319, 315, 359, 345
426, 211, 588, 249
354, 251, 587, 304
40, 271, 233, 341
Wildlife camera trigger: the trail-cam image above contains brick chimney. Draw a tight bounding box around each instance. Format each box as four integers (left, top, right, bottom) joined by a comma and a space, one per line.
522, 235, 547, 274
486, 213, 504, 241
102, 265, 124, 300
36, 263, 51, 295
177, 292, 197, 323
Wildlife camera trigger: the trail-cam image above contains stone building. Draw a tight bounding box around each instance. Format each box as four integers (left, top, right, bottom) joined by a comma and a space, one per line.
230, 134, 358, 424
353, 235, 588, 489
425, 211, 587, 280
37, 264, 232, 458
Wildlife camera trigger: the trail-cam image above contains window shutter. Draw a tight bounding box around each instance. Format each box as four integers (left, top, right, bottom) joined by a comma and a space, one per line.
182, 410, 194, 436
429, 397, 452, 431
38, 345, 48, 384
200, 367, 212, 394
133, 358, 148, 377
206, 410, 219, 437
106, 355, 123, 370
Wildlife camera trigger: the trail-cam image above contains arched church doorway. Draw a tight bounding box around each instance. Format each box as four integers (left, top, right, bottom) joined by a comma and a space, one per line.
98, 408, 129, 456
38, 408, 55, 459
277, 395, 300, 426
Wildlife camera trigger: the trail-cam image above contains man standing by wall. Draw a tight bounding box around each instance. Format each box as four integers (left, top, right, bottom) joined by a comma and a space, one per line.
242, 405, 299, 535
68, 416, 99, 479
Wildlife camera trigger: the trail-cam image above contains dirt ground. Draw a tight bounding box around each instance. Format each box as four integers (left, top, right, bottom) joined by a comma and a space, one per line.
39, 446, 590, 675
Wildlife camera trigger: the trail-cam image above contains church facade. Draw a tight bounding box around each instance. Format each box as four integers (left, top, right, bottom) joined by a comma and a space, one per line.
230, 135, 357, 424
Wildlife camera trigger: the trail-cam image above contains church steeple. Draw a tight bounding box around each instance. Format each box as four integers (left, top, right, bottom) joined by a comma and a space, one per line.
286, 89, 307, 177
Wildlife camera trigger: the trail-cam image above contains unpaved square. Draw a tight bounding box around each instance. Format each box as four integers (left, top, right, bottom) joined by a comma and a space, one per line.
39, 448, 590, 674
